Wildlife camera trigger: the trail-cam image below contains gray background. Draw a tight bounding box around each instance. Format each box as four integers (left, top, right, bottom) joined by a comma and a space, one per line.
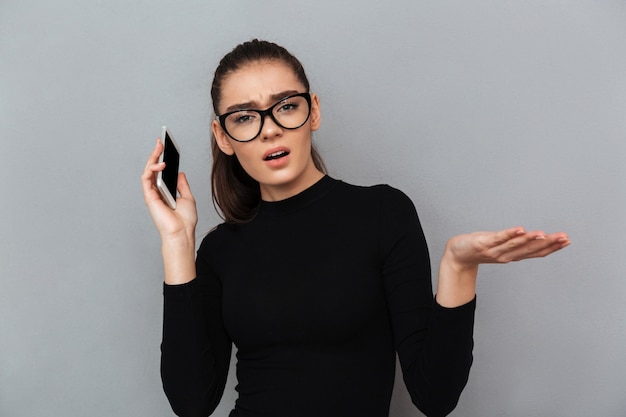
2, 0, 625, 416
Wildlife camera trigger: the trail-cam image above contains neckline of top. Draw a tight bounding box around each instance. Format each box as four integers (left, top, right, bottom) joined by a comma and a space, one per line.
259, 175, 338, 215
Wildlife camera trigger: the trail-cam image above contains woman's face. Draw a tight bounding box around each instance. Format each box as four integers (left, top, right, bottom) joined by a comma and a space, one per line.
211, 60, 322, 202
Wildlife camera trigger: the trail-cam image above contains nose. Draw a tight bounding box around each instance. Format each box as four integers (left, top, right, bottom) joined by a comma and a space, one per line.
259, 113, 283, 141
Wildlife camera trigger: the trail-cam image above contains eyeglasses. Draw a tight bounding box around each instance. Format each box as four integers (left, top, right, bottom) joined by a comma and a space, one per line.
216, 92, 312, 142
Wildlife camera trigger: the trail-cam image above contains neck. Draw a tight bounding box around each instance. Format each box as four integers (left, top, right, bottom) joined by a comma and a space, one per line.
260, 168, 325, 202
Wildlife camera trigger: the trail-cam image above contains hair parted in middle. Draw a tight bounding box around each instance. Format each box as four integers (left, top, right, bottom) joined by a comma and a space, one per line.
210, 39, 327, 224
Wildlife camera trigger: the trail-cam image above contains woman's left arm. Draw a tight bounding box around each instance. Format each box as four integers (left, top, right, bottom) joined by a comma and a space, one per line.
436, 227, 570, 308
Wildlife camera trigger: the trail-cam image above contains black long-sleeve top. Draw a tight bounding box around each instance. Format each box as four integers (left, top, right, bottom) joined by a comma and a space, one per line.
161, 176, 475, 417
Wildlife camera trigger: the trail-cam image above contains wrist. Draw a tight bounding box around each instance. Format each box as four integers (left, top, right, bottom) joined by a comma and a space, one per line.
441, 247, 478, 274
160, 228, 195, 250
161, 240, 196, 285
436, 247, 479, 308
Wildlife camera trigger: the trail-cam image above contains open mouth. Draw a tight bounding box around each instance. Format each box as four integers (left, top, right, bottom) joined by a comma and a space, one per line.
264, 150, 290, 161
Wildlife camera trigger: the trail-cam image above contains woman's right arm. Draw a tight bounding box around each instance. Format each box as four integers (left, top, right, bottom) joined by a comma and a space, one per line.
142, 140, 232, 416
141, 138, 197, 285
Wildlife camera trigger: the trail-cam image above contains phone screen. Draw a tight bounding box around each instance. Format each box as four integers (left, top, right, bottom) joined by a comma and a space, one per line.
162, 130, 180, 199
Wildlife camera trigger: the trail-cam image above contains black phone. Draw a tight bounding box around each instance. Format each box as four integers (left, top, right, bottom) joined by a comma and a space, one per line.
156, 126, 180, 209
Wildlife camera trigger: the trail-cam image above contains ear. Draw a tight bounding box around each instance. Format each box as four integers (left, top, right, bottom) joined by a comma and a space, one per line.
310, 93, 321, 131
212, 119, 235, 156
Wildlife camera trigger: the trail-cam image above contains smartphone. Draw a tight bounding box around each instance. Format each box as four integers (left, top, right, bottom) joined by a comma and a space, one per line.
156, 126, 180, 209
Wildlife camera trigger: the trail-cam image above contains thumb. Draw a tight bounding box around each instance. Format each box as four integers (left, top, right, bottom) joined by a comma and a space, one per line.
177, 172, 195, 201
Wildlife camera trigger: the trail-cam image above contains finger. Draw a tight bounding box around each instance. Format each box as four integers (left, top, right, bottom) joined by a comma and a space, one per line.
548, 232, 570, 242
488, 228, 539, 254
177, 172, 195, 202
491, 227, 526, 246
141, 140, 165, 187
144, 138, 164, 171
511, 230, 549, 245
486, 229, 548, 261
513, 239, 570, 261
141, 173, 163, 205
528, 233, 570, 254
141, 163, 167, 207
141, 160, 165, 193
499, 234, 570, 262
141, 160, 165, 179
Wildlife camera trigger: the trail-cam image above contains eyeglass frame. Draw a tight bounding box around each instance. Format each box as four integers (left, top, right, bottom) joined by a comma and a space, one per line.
215, 92, 312, 142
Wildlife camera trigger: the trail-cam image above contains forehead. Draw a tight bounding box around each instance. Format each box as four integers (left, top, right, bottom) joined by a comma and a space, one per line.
218, 60, 305, 110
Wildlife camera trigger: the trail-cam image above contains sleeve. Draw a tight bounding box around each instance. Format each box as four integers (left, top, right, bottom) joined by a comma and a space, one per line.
378, 186, 475, 417
160, 237, 233, 417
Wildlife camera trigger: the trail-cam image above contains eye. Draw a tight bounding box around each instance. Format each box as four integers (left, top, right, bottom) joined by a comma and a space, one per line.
229, 111, 258, 125
276, 101, 299, 113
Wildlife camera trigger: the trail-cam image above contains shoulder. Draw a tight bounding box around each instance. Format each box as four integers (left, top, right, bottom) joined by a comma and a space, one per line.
333, 179, 416, 211
197, 222, 237, 259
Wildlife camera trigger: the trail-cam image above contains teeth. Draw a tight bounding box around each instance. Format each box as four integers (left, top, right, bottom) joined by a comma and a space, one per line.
266, 151, 288, 160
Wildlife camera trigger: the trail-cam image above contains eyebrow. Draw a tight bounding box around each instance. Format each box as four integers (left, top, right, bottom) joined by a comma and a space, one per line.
223, 90, 302, 113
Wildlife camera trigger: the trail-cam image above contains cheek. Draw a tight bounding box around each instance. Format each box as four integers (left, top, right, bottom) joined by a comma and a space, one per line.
237, 156, 256, 175
231, 146, 261, 175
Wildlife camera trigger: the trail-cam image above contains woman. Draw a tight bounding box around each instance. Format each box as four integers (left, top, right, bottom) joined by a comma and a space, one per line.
142, 40, 570, 417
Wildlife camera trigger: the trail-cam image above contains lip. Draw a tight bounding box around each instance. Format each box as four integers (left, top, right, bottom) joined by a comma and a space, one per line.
262, 146, 291, 161
262, 146, 291, 168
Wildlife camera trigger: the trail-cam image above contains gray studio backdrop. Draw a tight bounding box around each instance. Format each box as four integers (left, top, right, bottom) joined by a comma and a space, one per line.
2, 1, 625, 416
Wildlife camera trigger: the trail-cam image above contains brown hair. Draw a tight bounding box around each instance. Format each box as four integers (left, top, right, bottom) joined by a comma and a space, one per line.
210, 39, 327, 223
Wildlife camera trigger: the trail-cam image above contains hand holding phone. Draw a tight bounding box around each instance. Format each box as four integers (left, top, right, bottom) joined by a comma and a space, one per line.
156, 126, 180, 209
141, 128, 197, 285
